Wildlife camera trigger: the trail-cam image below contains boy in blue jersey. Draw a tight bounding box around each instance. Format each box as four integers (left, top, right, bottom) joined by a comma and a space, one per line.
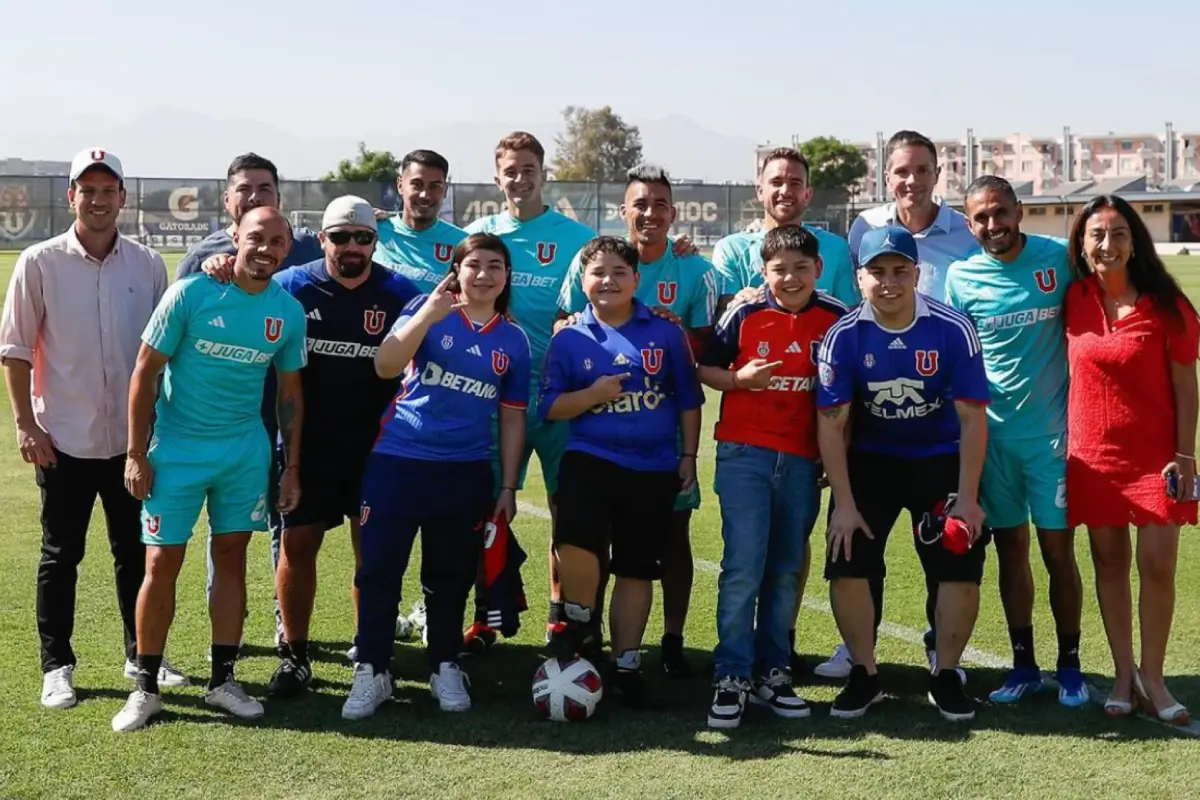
112, 208, 308, 732
343, 234, 530, 719
557, 164, 716, 678
817, 224, 991, 722
374, 149, 468, 291
539, 237, 703, 706
946, 176, 1086, 707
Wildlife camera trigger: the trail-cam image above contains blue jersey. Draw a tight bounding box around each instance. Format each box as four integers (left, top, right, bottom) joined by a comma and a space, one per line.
538, 300, 704, 472
274, 260, 420, 456
373, 297, 532, 462
465, 208, 596, 395
711, 226, 860, 308
143, 275, 308, 440
817, 294, 989, 458
944, 234, 1073, 440
175, 227, 323, 281
374, 217, 468, 292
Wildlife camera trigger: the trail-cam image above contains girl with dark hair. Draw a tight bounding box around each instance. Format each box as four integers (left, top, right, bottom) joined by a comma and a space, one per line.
343, 233, 530, 720
1065, 195, 1196, 725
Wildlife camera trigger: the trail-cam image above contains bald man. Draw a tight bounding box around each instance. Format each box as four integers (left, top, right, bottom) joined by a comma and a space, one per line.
113, 207, 309, 732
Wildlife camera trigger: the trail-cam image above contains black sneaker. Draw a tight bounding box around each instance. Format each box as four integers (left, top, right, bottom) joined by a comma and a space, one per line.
928, 669, 976, 721
830, 664, 883, 719
612, 667, 646, 708
660, 633, 692, 679
549, 619, 603, 664
751, 668, 811, 718
267, 657, 313, 697
707, 676, 750, 729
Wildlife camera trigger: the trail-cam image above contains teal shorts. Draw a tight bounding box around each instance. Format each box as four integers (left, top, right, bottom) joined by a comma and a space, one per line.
491, 414, 569, 498
980, 433, 1068, 531
141, 426, 273, 546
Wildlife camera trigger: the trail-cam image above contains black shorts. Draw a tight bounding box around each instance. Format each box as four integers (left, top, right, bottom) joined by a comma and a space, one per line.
823, 449, 990, 585
554, 450, 680, 581
281, 446, 368, 531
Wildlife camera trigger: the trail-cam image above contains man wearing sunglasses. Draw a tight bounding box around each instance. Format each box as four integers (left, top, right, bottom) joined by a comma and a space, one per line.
201, 196, 420, 694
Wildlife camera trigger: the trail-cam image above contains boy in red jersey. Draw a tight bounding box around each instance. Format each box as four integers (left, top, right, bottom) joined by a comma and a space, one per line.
696, 225, 847, 729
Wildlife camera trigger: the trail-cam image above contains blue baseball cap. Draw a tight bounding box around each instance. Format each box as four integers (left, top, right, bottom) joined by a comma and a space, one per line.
857, 224, 919, 268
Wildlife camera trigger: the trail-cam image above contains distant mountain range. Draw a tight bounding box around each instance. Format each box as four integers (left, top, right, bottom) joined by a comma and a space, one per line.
0, 107, 761, 183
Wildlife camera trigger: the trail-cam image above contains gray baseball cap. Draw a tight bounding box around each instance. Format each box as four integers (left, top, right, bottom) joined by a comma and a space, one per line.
322, 195, 377, 232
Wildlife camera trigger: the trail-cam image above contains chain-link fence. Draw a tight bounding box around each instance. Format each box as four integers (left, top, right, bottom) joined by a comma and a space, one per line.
0, 176, 855, 251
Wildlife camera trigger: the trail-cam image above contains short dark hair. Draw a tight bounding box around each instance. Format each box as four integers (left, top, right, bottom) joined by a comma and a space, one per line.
494, 131, 545, 166
758, 147, 810, 179
227, 152, 279, 186
626, 163, 672, 196
762, 224, 820, 262
450, 233, 513, 316
579, 236, 639, 272
965, 175, 1019, 206
886, 130, 938, 168
401, 149, 450, 178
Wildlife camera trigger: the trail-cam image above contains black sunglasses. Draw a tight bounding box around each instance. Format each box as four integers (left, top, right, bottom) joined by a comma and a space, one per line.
327, 230, 377, 246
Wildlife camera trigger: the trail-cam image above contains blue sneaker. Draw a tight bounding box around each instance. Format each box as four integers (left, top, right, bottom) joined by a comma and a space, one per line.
989, 667, 1044, 704
1055, 667, 1089, 708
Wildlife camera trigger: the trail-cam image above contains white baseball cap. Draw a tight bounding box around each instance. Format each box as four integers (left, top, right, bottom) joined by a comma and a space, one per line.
69, 148, 125, 183
321, 195, 377, 232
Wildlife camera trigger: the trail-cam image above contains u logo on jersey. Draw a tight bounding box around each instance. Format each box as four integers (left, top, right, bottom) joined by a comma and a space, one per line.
363, 309, 386, 335
145, 514, 161, 535
915, 349, 940, 376
1034, 268, 1057, 294
492, 350, 510, 376
360, 505, 370, 525
264, 317, 283, 343
657, 281, 677, 305
641, 347, 663, 375
434, 243, 454, 263
536, 242, 557, 265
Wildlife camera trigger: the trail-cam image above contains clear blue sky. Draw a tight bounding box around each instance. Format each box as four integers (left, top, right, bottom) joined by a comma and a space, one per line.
5, 0, 1199, 142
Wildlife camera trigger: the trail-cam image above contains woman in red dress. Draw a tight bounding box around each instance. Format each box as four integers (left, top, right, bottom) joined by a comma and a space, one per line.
1065, 195, 1197, 725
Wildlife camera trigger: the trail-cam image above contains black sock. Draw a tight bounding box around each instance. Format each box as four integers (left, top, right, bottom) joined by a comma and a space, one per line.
136, 654, 162, 695
788, 629, 797, 652
210, 644, 238, 689
288, 640, 309, 663
1009, 625, 1037, 670
1057, 632, 1081, 671
662, 631, 683, 649
548, 600, 565, 625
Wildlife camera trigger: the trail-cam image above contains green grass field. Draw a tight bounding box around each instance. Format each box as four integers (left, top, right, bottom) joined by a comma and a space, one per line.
0, 250, 1198, 799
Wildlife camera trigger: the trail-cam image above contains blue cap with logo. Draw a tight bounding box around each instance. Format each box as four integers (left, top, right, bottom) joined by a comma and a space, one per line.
857, 224, 919, 268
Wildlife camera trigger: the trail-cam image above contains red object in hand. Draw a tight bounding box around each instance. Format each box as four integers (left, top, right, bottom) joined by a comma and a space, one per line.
942, 516, 971, 555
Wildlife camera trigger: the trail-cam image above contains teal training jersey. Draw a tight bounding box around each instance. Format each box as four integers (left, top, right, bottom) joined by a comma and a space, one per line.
711, 226, 859, 307
143, 275, 308, 440
465, 208, 596, 391
944, 234, 1074, 439
557, 246, 718, 330
374, 217, 468, 292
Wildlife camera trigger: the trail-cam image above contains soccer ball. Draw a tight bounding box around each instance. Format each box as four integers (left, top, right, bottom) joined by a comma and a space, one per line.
532, 657, 604, 721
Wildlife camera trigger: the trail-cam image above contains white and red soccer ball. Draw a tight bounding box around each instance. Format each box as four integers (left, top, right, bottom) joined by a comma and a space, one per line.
532, 657, 603, 721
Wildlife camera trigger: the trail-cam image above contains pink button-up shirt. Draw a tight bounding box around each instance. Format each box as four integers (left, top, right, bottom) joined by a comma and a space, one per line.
0, 227, 167, 459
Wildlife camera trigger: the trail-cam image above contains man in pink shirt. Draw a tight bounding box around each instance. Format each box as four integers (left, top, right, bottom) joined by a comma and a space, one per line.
0, 148, 185, 709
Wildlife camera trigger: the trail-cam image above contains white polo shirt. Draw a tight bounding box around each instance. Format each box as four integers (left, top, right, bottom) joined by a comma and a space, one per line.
848, 199, 979, 302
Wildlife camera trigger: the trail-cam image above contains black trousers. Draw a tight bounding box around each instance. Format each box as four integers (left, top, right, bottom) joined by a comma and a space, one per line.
35, 450, 144, 672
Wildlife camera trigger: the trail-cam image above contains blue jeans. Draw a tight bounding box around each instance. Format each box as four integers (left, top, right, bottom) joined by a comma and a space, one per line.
712, 442, 820, 680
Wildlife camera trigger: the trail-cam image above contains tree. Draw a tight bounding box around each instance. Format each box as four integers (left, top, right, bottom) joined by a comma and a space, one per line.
797, 136, 868, 193
323, 142, 402, 183
552, 106, 644, 181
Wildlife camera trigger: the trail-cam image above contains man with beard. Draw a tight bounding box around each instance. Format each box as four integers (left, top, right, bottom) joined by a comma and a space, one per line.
113, 207, 308, 732
374, 149, 467, 291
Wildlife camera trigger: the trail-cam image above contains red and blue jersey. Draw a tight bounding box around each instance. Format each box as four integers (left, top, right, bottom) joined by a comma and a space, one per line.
273, 260, 420, 457
373, 296, 532, 462
817, 294, 989, 458
538, 300, 704, 472
699, 291, 847, 459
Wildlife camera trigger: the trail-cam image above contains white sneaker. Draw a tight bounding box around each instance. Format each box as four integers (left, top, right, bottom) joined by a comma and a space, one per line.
342, 663, 393, 720
814, 644, 853, 679
124, 658, 190, 688
41, 665, 77, 709
346, 645, 359, 663
204, 680, 264, 719
112, 689, 163, 732
927, 650, 968, 686
430, 662, 472, 712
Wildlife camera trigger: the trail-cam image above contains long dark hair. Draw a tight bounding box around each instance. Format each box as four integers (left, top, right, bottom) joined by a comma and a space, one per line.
448, 233, 513, 316
1068, 194, 1195, 331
